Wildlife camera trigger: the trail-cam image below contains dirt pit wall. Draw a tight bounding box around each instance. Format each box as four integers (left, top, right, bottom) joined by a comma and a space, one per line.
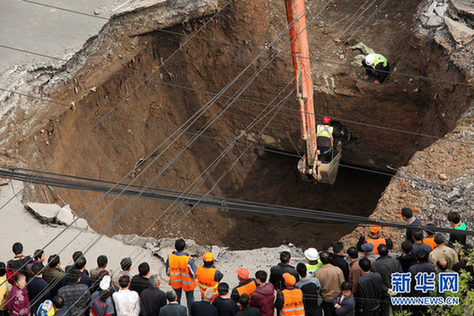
10, 0, 473, 250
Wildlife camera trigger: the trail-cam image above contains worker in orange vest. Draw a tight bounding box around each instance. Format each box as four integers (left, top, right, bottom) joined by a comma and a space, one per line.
274, 273, 305, 316
423, 225, 437, 249
230, 268, 257, 302
357, 225, 393, 255
166, 238, 197, 310
195, 252, 223, 302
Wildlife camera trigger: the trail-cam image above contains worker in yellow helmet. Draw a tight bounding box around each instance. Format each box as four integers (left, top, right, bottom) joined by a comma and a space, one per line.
195, 252, 223, 302
362, 53, 390, 84
316, 116, 334, 163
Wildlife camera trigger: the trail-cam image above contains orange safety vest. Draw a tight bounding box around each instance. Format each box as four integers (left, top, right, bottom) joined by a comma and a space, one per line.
196, 265, 219, 301
236, 279, 257, 297
280, 288, 305, 316
168, 254, 197, 291
366, 237, 386, 255
423, 237, 436, 250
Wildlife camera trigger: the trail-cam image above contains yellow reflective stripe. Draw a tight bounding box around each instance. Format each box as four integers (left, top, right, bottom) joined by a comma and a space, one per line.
198, 282, 218, 289
317, 125, 333, 138
371, 54, 388, 68
281, 306, 304, 312
170, 272, 191, 278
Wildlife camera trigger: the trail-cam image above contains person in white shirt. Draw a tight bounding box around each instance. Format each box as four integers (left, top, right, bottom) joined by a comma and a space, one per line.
113, 274, 140, 316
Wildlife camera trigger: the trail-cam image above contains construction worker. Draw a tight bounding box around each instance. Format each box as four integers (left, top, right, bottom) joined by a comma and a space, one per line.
304, 248, 322, 277
166, 239, 197, 310
195, 252, 223, 302
274, 273, 305, 316
230, 268, 257, 302
362, 53, 390, 84
423, 224, 437, 250
316, 117, 334, 163
357, 225, 393, 255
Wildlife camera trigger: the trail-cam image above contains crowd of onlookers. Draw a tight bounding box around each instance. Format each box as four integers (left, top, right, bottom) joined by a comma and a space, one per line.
0, 208, 471, 316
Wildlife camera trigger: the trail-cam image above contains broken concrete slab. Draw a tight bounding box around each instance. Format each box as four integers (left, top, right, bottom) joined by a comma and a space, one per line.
56, 204, 76, 225
444, 16, 474, 45
150, 238, 210, 263
74, 217, 90, 230
25, 202, 61, 224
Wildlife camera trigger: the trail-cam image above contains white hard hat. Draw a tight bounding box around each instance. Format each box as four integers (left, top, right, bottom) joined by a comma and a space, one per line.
304, 248, 319, 261
365, 54, 375, 66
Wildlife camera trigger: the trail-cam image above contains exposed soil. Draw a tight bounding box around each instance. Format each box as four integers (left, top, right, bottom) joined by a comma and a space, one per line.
14, 0, 472, 250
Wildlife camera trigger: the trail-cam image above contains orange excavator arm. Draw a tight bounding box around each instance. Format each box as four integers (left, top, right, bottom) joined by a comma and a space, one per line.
285, 0, 318, 176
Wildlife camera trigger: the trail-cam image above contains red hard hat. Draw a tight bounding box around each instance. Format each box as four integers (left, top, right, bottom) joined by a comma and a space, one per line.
322, 116, 331, 124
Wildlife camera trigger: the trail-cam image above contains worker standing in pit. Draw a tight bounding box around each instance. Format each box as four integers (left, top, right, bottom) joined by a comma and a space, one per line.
316, 117, 334, 163
362, 53, 390, 84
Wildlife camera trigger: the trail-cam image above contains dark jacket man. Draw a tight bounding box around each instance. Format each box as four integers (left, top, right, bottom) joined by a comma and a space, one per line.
27, 262, 51, 314
295, 263, 322, 316
212, 282, 239, 316
355, 258, 385, 316
159, 302, 187, 316
236, 294, 260, 316
57, 269, 91, 316
331, 243, 350, 281
371, 245, 402, 316
269, 251, 299, 290
333, 282, 355, 316
140, 275, 167, 316
191, 288, 218, 316
130, 262, 151, 296
159, 290, 186, 316
401, 208, 421, 244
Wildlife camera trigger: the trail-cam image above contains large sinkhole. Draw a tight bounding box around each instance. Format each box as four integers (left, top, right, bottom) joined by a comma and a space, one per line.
21, 0, 471, 250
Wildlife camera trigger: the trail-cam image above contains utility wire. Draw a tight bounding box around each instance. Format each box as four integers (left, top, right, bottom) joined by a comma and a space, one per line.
1, 168, 472, 237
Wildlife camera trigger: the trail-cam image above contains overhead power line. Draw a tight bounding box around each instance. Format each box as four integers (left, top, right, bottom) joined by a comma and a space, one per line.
1, 167, 472, 237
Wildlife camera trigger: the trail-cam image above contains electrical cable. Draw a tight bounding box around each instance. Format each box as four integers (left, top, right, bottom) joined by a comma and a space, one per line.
1, 168, 472, 237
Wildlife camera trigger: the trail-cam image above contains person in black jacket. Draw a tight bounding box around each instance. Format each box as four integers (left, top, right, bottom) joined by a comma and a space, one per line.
397, 241, 416, 273
27, 262, 51, 314
213, 282, 239, 316
159, 290, 187, 316
140, 274, 167, 316
295, 263, 322, 316
333, 282, 355, 316
6, 242, 31, 285
269, 251, 299, 290
331, 242, 349, 281
130, 262, 151, 296
355, 258, 385, 316
190, 289, 218, 316
401, 208, 421, 244
371, 245, 402, 316
236, 294, 260, 316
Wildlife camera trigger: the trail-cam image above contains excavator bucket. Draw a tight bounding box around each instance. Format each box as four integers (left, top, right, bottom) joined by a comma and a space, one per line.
316, 143, 342, 184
